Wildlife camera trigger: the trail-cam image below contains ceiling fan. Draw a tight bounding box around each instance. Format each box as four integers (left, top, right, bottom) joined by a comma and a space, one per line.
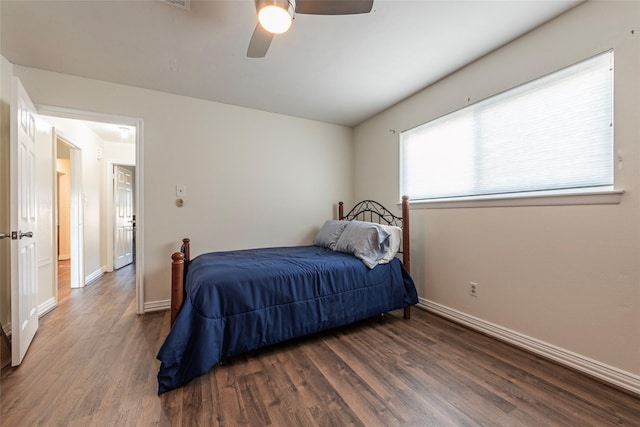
247, 0, 374, 58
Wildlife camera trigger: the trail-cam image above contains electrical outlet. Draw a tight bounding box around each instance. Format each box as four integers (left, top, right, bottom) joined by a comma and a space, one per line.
469, 282, 478, 297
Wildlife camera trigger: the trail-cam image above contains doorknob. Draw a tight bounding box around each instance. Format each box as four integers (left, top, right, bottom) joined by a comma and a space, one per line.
0, 232, 10, 240
19, 231, 34, 239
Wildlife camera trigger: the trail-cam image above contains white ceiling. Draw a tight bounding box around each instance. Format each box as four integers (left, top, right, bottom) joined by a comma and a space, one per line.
1, 0, 581, 128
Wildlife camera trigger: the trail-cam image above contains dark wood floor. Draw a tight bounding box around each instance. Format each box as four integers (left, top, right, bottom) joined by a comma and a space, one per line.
57, 259, 71, 304
1, 265, 639, 426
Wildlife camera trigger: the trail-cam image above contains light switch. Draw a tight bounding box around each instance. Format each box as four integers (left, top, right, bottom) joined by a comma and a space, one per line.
176, 184, 186, 197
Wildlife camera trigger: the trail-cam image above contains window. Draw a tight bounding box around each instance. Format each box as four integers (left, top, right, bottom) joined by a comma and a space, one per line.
400, 51, 614, 205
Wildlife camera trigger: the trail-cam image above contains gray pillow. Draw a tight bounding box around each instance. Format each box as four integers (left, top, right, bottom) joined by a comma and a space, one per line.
378, 224, 402, 264
335, 221, 391, 268
313, 220, 349, 250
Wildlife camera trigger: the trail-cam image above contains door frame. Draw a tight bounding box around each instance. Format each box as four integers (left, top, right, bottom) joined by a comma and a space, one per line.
55, 136, 84, 289
36, 105, 145, 314
107, 162, 135, 272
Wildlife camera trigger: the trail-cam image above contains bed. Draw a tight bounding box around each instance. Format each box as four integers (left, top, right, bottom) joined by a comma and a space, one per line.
156, 197, 418, 394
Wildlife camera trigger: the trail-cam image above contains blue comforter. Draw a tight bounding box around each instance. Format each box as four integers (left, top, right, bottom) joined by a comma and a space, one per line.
157, 245, 418, 394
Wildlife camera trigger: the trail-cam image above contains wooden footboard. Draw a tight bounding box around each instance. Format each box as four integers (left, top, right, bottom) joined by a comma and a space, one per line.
170, 197, 413, 326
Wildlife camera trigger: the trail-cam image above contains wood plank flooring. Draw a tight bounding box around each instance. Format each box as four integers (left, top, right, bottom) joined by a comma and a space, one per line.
57, 259, 71, 305
1, 264, 639, 426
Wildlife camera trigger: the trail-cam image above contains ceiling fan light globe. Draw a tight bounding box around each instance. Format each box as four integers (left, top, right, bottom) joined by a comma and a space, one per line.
258, 5, 293, 34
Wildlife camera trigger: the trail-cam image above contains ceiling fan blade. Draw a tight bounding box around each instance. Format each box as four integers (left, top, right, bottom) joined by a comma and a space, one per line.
295, 0, 373, 15
247, 23, 274, 58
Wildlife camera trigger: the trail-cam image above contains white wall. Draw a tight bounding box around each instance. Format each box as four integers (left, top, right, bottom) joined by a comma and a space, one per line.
354, 0, 640, 383
104, 141, 135, 164
10, 66, 354, 304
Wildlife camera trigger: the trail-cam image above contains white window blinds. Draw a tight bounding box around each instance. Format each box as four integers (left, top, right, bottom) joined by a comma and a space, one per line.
400, 50, 614, 201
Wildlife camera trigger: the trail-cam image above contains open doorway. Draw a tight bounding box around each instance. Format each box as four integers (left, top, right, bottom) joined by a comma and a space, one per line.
56, 140, 71, 301
55, 137, 83, 292
38, 107, 143, 314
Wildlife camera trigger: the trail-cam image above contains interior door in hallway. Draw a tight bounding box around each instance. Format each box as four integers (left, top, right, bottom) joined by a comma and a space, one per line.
10, 77, 39, 366
113, 165, 134, 269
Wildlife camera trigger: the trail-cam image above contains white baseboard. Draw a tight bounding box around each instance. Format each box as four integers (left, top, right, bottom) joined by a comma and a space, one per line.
58, 254, 70, 261
2, 322, 11, 338
38, 297, 57, 318
144, 299, 170, 313
419, 298, 640, 396
85, 266, 107, 285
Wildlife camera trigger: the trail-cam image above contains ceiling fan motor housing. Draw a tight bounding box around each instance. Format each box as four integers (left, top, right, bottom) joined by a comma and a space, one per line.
256, 0, 296, 20
248, 0, 374, 58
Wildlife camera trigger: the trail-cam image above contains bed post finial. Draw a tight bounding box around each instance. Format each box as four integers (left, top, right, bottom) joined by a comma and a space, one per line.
171, 252, 185, 326
338, 201, 344, 220
182, 238, 191, 263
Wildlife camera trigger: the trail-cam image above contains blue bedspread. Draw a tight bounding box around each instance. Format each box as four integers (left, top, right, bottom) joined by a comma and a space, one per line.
157, 245, 418, 394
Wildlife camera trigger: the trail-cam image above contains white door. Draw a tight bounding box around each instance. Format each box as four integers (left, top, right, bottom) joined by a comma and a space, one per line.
35, 124, 56, 311
10, 77, 39, 366
113, 165, 134, 269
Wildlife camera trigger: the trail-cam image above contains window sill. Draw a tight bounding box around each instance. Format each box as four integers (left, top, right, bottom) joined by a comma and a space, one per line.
404, 188, 624, 209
